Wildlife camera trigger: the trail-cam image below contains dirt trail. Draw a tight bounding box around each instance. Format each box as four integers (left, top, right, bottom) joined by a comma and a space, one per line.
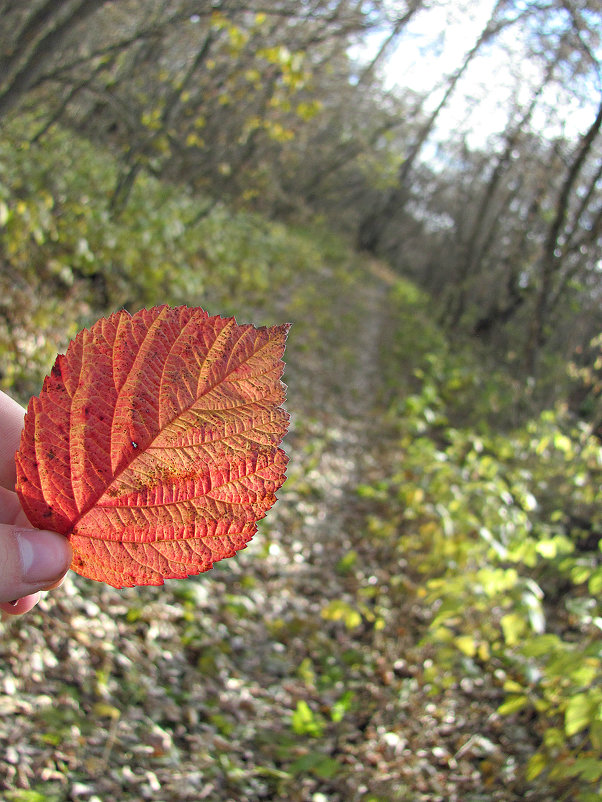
273, 260, 397, 569
0, 258, 403, 802
0, 260, 531, 802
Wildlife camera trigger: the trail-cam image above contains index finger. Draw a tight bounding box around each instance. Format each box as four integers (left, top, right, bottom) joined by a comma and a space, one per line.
0, 391, 26, 492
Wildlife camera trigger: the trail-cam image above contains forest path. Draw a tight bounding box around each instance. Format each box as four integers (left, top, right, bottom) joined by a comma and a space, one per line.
0, 257, 527, 802
271, 256, 400, 580
0, 256, 409, 802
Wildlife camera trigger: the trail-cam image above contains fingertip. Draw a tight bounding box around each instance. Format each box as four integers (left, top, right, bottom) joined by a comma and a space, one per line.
0, 592, 41, 617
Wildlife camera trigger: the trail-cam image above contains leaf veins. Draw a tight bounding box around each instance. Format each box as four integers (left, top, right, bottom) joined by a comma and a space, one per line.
15, 306, 290, 588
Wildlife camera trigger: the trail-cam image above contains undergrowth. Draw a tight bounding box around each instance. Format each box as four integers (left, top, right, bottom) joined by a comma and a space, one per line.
1, 114, 600, 801
362, 277, 602, 801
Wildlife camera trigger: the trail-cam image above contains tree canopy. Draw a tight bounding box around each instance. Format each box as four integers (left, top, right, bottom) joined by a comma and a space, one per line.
1, 0, 599, 398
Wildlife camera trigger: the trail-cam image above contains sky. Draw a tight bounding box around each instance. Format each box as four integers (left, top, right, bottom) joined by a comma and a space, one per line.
354, 0, 598, 149
383, 2, 508, 145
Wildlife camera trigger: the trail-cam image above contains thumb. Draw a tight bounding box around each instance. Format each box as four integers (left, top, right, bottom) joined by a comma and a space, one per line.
0, 525, 72, 604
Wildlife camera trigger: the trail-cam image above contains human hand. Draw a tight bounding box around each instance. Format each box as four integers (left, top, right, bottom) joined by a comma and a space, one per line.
0, 390, 72, 616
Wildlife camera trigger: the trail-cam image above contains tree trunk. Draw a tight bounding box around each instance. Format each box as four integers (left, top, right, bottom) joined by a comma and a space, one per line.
356, 0, 521, 254
525, 94, 602, 374
0, 0, 107, 120
446, 50, 562, 328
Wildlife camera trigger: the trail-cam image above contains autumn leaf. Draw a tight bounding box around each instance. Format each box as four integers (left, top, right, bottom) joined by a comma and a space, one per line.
15, 306, 290, 588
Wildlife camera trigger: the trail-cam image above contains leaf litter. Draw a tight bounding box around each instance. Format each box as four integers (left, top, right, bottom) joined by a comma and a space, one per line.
1, 263, 551, 801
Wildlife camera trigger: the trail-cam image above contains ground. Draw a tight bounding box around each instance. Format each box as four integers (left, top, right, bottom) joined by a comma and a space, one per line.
0, 259, 552, 802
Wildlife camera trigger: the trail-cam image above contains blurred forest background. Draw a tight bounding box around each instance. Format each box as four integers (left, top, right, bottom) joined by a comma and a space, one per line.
0, 1, 601, 801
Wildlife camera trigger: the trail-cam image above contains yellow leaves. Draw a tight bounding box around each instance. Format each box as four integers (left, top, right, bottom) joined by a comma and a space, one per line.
418, 520, 438, 538
296, 100, 322, 121
256, 46, 309, 92
258, 45, 291, 66
454, 635, 477, 657
498, 694, 529, 715
405, 486, 425, 507
152, 135, 170, 156
227, 24, 248, 51
211, 12, 249, 51
477, 641, 491, 661
535, 534, 574, 559
553, 432, 573, 454
141, 108, 163, 130
185, 132, 204, 148
210, 11, 228, 30
515, 488, 538, 511
296, 657, 316, 688
477, 567, 519, 597
244, 68, 262, 87
500, 612, 527, 646
10, 192, 57, 247
291, 700, 324, 738
453, 635, 490, 661
366, 513, 396, 539
526, 751, 548, 781
269, 95, 291, 113
93, 702, 121, 720
264, 121, 295, 143
321, 599, 362, 630
565, 692, 599, 737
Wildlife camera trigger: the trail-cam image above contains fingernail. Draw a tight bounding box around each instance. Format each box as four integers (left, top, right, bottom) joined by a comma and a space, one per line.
16, 529, 71, 585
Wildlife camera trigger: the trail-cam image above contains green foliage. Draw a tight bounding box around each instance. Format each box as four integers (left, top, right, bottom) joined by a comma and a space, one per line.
5, 793, 59, 802
321, 599, 363, 630
288, 751, 343, 779
2, 95, 600, 801
383, 277, 521, 429
371, 286, 602, 799
291, 700, 325, 738
0, 116, 327, 402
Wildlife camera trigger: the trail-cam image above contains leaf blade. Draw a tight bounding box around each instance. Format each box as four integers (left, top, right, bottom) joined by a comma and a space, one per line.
16, 306, 289, 588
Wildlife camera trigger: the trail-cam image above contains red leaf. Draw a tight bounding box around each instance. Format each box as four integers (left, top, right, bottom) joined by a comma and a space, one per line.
15, 306, 290, 588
